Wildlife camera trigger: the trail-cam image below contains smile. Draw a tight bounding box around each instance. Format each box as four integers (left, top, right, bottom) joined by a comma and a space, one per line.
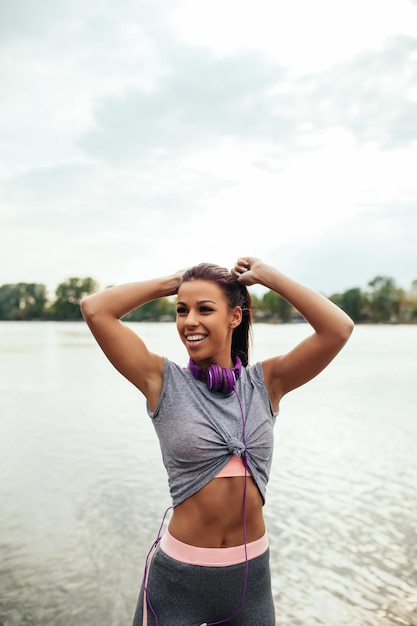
186, 334, 206, 342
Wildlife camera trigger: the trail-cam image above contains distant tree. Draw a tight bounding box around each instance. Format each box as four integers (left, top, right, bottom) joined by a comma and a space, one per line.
51, 277, 99, 320
2, 273, 416, 324
262, 290, 292, 322
367, 276, 401, 322
0, 282, 47, 320
250, 293, 263, 320
123, 297, 175, 321
0, 285, 18, 320
409, 280, 417, 321
330, 287, 364, 323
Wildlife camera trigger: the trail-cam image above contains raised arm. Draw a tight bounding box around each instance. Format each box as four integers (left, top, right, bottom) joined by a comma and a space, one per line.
233, 257, 354, 410
80, 271, 183, 408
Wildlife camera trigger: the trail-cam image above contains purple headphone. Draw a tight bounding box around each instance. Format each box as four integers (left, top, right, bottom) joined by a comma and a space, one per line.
188, 355, 242, 394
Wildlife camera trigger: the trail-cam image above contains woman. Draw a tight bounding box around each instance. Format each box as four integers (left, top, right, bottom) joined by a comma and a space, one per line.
81, 256, 354, 626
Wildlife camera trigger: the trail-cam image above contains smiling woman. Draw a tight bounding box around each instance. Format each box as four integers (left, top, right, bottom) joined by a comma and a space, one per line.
175, 264, 250, 370
80, 256, 353, 625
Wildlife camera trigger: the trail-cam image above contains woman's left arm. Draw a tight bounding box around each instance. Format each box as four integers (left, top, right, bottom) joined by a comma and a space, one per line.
233, 257, 354, 409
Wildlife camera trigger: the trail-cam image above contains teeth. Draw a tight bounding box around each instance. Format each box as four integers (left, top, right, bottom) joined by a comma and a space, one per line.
187, 335, 205, 342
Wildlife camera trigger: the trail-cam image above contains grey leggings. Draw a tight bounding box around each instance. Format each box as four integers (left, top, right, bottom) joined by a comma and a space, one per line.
132, 546, 275, 626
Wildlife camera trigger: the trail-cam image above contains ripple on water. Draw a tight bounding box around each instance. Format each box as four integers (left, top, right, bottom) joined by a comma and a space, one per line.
1, 322, 417, 625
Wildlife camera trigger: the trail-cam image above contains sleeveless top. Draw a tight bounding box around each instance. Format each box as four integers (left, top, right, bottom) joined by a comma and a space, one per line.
147, 358, 279, 507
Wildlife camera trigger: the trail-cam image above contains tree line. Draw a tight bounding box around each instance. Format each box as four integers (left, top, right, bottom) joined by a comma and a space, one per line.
0, 275, 416, 324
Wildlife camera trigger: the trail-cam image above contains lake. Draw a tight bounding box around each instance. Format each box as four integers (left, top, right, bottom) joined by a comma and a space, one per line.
0, 321, 416, 626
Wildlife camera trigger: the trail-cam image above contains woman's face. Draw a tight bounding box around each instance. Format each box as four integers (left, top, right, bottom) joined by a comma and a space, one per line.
176, 279, 242, 367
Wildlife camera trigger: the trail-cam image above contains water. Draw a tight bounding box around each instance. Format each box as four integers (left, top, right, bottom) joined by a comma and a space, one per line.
0, 321, 416, 626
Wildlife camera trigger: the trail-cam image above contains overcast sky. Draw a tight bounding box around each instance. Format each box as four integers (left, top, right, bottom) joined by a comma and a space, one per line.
1, 0, 417, 296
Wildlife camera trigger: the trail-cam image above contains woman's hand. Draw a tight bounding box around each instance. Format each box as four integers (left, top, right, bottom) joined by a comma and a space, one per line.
232, 257, 264, 286
171, 267, 188, 294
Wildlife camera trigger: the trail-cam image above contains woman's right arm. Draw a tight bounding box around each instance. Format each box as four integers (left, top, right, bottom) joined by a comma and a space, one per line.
80, 273, 183, 406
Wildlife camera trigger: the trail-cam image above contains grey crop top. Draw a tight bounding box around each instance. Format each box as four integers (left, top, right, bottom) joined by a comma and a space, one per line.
147, 358, 279, 507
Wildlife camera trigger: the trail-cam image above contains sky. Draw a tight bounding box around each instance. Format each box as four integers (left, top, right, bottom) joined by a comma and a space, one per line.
1, 0, 417, 297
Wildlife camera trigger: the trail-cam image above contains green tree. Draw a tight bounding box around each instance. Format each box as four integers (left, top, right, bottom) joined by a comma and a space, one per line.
0, 284, 18, 320
0, 283, 47, 320
367, 276, 401, 322
250, 293, 264, 321
262, 290, 292, 322
409, 280, 417, 321
330, 287, 364, 323
52, 277, 99, 320
124, 298, 175, 321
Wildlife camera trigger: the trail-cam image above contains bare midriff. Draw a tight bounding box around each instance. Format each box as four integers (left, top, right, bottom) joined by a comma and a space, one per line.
168, 475, 265, 548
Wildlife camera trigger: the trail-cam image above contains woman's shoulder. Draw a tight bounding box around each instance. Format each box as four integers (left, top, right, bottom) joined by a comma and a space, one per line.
242, 362, 279, 417
162, 356, 188, 378
242, 361, 265, 384
148, 357, 190, 418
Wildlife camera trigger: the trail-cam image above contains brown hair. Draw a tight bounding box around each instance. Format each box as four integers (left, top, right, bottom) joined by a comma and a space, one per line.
180, 263, 252, 366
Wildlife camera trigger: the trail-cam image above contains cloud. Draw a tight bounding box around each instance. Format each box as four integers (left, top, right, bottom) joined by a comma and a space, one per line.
0, 0, 416, 294
0, 156, 215, 236
76, 32, 417, 166
0, 0, 173, 168
78, 47, 291, 162
0, 0, 164, 44
278, 201, 417, 294
303, 35, 417, 149
169, 0, 417, 73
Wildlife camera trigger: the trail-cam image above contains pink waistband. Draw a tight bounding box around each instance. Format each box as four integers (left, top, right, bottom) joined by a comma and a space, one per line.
160, 529, 268, 566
